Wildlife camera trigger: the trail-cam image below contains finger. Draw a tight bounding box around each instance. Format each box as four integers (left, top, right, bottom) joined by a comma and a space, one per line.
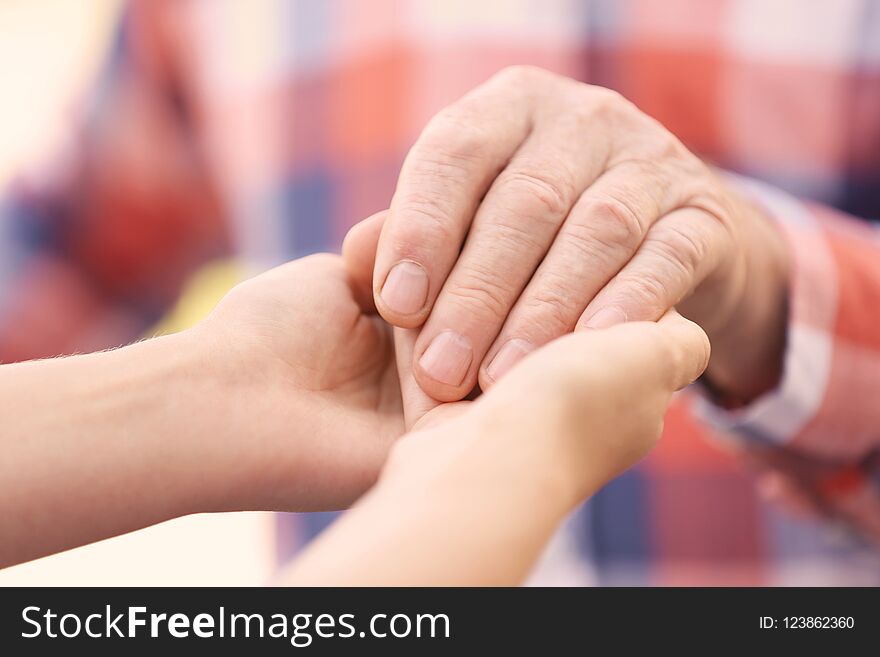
373, 68, 538, 327
392, 326, 442, 430
490, 310, 709, 406
460, 313, 707, 500
654, 310, 712, 391
394, 323, 473, 431
413, 124, 606, 401
548, 311, 709, 394
476, 311, 708, 435
342, 211, 388, 312
577, 207, 728, 330
476, 162, 678, 387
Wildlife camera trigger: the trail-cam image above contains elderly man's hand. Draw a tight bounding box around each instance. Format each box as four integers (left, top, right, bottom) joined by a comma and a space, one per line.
369, 66, 789, 403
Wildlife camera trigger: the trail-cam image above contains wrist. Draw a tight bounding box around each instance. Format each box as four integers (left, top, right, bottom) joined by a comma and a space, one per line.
106, 330, 250, 516
0, 323, 304, 565
163, 325, 310, 513
104, 327, 292, 516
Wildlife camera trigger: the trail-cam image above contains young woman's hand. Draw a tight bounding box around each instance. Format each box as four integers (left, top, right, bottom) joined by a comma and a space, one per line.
286, 309, 710, 585
1, 215, 408, 565
193, 226, 405, 512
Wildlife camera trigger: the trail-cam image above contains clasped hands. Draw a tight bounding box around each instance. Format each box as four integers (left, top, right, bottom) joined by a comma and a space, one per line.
190, 219, 708, 584
5, 68, 791, 582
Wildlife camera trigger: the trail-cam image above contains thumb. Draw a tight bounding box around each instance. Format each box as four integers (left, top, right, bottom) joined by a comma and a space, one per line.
394, 326, 454, 431
342, 211, 388, 312
346, 211, 463, 430
653, 309, 712, 392
470, 310, 709, 490
477, 311, 709, 472
487, 309, 709, 413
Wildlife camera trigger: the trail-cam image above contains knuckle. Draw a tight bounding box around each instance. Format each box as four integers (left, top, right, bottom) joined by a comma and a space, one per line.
686, 190, 735, 229
557, 221, 607, 262
588, 86, 630, 119
488, 217, 551, 255
592, 84, 625, 106
495, 167, 573, 217
418, 111, 492, 164
389, 194, 458, 251
407, 147, 474, 186
494, 64, 546, 86
579, 194, 645, 251
625, 155, 669, 185
617, 273, 671, 314
652, 130, 688, 160
521, 284, 579, 332
648, 222, 708, 279
447, 266, 512, 320
638, 131, 690, 166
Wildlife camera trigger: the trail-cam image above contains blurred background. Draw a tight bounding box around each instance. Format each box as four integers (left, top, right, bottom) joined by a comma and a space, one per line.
0, 1, 114, 184
0, 0, 274, 586
2, 0, 880, 586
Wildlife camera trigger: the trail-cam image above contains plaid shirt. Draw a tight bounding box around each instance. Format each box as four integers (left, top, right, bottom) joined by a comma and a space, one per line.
3, 0, 880, 585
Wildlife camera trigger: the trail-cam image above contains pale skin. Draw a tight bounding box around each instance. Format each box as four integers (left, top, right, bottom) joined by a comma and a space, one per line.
285, 309, 709, 585
372, 65, 790, 406
0, 249, 404, 567
3, 66, 792, 581
0, 215, 709, 583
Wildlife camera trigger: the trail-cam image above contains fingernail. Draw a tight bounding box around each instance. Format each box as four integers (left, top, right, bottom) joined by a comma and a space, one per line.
584, 306, 627, 329
418, 331, 473, 387
380, 261, 429, 316
486, 338, 534, 382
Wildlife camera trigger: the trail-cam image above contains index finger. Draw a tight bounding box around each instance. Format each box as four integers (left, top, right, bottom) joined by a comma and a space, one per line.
342, 211, 388, 312
373, 68, 538, 328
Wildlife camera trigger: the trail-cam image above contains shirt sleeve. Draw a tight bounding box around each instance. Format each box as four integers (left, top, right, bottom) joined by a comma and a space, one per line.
0, 0, 226, 364
695, 175, 880, 539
